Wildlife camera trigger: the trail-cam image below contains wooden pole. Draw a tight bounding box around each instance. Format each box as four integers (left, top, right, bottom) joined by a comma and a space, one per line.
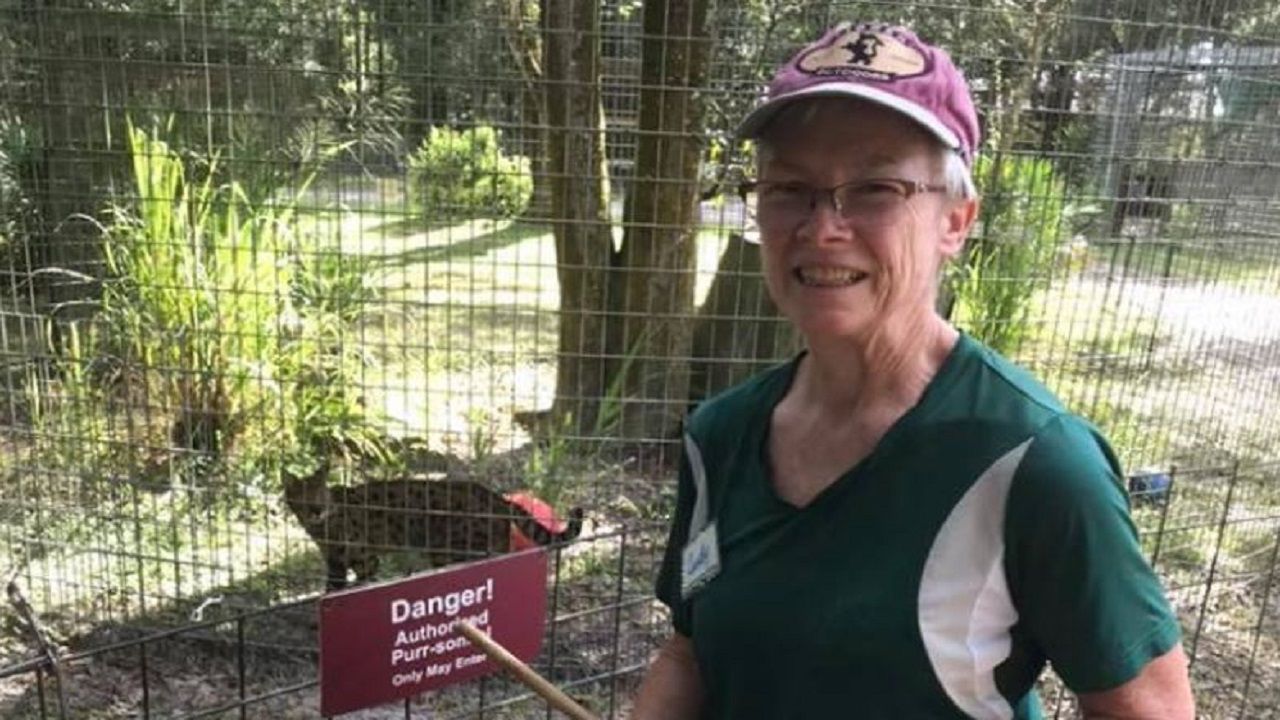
456, 621, 599, 720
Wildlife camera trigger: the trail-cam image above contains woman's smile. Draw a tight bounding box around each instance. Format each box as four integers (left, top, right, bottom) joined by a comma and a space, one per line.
793, 265, 871, 288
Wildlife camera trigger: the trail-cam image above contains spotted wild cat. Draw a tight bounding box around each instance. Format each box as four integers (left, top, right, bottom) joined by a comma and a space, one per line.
284, 465, 584, 590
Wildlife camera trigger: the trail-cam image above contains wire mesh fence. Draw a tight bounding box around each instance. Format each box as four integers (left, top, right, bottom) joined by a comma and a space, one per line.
1, 532, 662, 718
0, 0, 1278, 716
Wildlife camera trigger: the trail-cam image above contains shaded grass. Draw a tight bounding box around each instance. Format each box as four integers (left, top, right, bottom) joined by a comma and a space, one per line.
303, 201, 734, 298
372, 220, 551, 267
0, 473, 315, 630
1086, 237, 1280, 290
300, 205, 740, 467
1005, 251, 1280, 474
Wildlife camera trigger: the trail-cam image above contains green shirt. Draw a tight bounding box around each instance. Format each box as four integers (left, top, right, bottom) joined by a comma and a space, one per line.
655, 333, 1180, 719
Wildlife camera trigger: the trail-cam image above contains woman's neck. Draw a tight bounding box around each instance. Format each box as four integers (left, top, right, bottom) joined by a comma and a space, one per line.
795, 315, 959, 420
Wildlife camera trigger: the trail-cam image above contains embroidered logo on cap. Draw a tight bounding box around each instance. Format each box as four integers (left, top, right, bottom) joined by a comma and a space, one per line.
797, 24, 929, 81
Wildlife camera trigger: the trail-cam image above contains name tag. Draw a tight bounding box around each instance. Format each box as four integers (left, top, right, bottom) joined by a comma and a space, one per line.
681, 523, 721, 599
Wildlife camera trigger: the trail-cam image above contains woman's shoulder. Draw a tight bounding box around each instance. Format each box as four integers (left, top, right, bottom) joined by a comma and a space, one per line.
932, 336, 1121, 484
686, 356, 798, 441
954, 334, 1069, 417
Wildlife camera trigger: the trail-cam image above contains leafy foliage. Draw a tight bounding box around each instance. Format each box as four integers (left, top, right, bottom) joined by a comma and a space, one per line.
0, 116, 41, 259
950, 154, 1070, 355
407, 126, 533, 221
85, 120, 386, 482
275, 247, 391, 476
97, 119, 297, 460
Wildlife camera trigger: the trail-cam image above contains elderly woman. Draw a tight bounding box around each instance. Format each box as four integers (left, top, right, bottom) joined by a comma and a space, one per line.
632, 21, 1195, 720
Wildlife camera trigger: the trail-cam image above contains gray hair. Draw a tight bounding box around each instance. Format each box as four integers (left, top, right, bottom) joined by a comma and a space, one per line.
752, 98, 977, 200
941, 148, 977, 200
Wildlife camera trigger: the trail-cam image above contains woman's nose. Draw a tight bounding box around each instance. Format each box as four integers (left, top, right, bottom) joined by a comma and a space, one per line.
797, 194, 855, 244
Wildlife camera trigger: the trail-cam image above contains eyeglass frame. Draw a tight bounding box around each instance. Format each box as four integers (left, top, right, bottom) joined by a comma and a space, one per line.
736, 178, 949, 235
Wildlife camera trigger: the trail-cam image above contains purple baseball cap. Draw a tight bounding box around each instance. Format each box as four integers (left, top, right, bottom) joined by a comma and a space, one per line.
737, 22, 981, 165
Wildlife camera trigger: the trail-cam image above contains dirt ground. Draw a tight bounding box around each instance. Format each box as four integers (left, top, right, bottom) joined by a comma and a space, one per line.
0, 469, 673, 719
5, 494, 1280, 718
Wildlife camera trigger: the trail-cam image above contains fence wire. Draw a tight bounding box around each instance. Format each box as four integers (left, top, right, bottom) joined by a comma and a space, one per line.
0, 0, 1278, 717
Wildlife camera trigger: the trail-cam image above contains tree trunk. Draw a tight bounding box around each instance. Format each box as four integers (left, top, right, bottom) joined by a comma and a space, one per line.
1037, 63, 1076, 153
29, 2, 101, 307
502, 0, 551, 218
689, 234, 797, 403
612, 0, 713, 439
542, 0, 614, 433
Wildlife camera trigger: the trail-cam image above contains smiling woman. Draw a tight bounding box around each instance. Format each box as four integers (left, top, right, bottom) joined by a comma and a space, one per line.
742, 97, 973, 384
632, 19, 1195, 720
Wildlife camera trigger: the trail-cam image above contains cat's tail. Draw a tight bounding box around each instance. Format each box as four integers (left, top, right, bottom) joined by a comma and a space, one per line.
503, 492, 585, 550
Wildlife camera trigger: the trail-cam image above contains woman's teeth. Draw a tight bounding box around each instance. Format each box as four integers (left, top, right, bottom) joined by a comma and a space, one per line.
795, 267, 868, 287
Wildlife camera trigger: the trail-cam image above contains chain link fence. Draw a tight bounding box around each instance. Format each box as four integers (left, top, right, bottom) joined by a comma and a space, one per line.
0, 0, 1278, 716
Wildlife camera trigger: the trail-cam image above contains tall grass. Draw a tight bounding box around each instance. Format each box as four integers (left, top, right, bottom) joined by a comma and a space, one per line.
275, 247, 393, 475
950, 155, 1073, 355
2, 119, 393, 614
97, 118, 297, 462
0, 115, 40, 260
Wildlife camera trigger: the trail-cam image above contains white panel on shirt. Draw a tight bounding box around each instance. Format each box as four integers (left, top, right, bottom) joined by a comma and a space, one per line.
918, 439, 1034, 720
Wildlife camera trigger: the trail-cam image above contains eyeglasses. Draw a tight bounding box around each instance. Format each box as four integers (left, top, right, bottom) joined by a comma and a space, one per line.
737, 178, 947, 235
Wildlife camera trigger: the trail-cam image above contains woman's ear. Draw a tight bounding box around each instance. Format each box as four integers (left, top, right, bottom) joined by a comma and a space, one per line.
939, 197, 979, 258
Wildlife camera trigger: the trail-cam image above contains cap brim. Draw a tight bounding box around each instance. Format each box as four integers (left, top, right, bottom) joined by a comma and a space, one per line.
736, 83, 962, 156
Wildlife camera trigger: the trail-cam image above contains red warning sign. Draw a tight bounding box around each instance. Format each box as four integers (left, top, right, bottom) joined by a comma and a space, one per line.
318, 549, 548, 716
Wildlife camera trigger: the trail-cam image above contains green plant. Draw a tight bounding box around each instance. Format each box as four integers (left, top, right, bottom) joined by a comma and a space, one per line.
949, 154, 1071, 355
274, 246, 391, 477
406, 126, 532, 221
0, 116, 41, 264
522, 412, 575, 508
98, 118, 298, 462
1154, 538, 1207, 574
311, 4, 408, 165
318, 71, 410, 164
16, 116, 395, 509
290, 248, 380, 325
465, 407, 500, 462
24, 324, 110, 474
594, 335, 645, 438
1225, 525, 1279, 576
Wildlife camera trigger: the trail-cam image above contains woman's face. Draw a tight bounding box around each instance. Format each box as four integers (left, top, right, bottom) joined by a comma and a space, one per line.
754, 99, 971, 345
